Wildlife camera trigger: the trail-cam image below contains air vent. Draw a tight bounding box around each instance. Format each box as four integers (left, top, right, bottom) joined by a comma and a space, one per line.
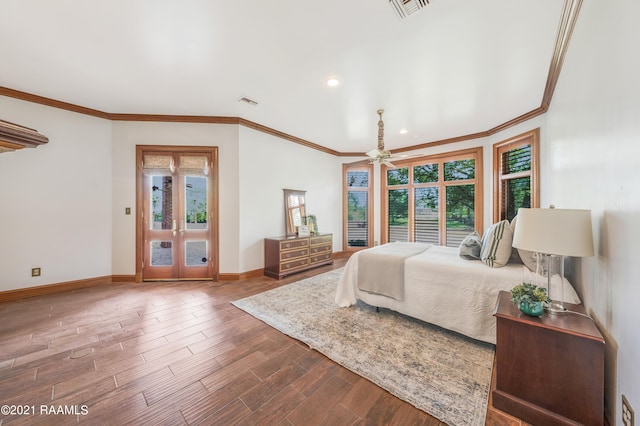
238, 96, 258, 106
389, 0, 429, 19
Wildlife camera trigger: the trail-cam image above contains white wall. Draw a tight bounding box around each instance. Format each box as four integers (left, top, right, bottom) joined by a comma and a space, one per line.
111, 121, 240, 274
238, 126, 343, 272
542, 0, 640, 423
0, 97, 112, 291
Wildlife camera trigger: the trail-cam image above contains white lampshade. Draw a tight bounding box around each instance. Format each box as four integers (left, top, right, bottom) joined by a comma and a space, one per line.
513, 208, 594, 257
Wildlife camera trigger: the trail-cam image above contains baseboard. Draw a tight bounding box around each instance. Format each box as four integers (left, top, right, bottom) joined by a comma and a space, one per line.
219, 268, 264, 281
0, 275, 112, 303
332, 251, 351, 259
0, 267, 278, 302
112, 275, 136, 282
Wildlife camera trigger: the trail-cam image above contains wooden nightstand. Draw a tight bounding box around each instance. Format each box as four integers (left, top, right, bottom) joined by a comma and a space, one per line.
493, 291, 605, 426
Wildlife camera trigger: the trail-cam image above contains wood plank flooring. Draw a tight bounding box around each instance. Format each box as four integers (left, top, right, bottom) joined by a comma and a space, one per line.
0, 260, 525, 425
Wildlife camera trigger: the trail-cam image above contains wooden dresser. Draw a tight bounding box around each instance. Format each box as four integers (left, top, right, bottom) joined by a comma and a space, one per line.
493, 291, 605, 426
264, 233, 333, 279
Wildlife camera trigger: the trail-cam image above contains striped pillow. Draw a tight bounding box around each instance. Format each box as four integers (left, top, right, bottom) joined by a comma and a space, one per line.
480, 220, 513, 268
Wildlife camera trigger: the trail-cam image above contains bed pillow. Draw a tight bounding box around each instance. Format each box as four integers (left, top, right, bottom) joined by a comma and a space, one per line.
480, 220, 513, 268
511, 215, 546, 274
459, 231, 482, 260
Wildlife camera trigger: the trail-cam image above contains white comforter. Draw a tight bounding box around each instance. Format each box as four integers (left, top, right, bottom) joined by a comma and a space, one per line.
335, 244, 581, 344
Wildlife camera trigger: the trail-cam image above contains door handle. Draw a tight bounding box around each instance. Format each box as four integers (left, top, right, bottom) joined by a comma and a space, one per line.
172, 220, 177, 237
179, 220, 185, 236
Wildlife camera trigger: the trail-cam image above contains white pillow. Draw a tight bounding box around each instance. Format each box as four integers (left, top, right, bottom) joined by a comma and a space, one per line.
459, 231, 482, 260
511, 215, 546, 274
480, 220, 513, 268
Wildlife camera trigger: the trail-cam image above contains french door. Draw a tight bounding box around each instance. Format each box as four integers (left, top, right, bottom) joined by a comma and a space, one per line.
136, 146, 218, 281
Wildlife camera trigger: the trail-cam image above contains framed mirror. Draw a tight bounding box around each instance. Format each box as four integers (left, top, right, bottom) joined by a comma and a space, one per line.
284, 189, 306, 236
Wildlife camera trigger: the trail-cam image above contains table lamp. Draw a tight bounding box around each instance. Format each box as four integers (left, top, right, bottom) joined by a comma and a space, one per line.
512, 207, 594, 314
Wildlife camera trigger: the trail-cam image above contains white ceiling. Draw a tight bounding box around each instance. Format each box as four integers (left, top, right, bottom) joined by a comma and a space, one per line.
0, 0, 565, 154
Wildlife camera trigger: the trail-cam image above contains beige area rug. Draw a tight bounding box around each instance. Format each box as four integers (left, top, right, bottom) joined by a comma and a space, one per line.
232, 269, 495, 426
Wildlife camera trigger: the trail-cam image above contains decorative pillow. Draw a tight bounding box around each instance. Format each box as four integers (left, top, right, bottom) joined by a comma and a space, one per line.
459, 231, 482, 260
511, 215, 546, 274
480, 220, 513, 268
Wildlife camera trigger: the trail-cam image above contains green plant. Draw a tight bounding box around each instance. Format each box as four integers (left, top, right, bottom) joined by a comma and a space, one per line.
510, 283, 549, 310
305, 214, 318, 234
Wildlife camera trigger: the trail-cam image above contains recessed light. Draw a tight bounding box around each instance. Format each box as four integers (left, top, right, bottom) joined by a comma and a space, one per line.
400, 128, 408, 134
326, 78, 340, 87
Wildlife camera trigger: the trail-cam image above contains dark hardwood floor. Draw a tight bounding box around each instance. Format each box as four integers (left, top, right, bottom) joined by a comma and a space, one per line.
0, 259, 524, 425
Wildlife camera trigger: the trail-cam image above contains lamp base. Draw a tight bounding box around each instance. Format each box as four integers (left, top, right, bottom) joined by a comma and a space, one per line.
544, 300, 567, 315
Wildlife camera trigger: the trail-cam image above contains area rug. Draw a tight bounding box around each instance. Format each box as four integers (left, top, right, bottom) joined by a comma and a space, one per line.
232, 269, 495, 426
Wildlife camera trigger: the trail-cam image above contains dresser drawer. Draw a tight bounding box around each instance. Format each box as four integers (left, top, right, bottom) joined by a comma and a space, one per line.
309, 244, 331, 255
280, 258, 309, 272
280, 248, 308, 261
279, 239, 309, 250
310, 253, 332, 265
310, 235, 332, 246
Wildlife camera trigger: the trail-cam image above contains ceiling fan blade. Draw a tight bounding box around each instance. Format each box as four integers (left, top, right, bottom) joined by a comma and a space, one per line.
382, 159, 396, 168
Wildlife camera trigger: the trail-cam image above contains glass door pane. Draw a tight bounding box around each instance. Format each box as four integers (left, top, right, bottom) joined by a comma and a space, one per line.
151, 241, 173, 266
151, 176, 173, 230
388, 188, 408, 242
347, 191, 368, 247
446, 184, 475, 247
185, 241, 208, 266
185, 176, 207, 230
414, 187, 439, 244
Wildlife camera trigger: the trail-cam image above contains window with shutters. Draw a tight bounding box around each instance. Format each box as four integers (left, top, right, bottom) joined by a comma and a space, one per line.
493, 129, 540, 222
382, 147, 483, 247
343, 162, 374, 251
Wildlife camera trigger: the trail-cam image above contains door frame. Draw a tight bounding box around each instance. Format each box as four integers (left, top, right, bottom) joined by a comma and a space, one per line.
135, 145, 219, 282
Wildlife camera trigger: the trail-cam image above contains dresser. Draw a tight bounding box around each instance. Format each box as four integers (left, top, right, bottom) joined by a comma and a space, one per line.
493, 291, 605, 426
264, 233, 333, 279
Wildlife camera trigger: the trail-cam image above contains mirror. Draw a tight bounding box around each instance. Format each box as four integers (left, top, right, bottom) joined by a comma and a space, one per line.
284, 189, 306, 236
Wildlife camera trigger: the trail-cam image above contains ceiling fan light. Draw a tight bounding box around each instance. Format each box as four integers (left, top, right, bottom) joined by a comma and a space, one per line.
366, 148, 381, 158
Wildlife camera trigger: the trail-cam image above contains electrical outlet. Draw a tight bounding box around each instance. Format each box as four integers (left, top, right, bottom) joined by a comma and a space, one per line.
623, 395, 635, 426
31, 267, 41, 277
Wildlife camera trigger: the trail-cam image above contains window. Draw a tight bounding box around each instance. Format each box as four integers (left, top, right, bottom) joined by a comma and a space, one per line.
382, 147, 483, 247
343, 162, 373, 251
493, 129, 539, 222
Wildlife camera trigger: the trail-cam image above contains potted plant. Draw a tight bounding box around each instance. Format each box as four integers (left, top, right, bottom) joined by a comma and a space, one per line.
305, 215, 318, 235
510, 283, 549, 316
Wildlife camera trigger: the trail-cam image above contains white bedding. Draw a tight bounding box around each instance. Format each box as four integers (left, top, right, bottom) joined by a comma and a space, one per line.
335, 244, 581, 344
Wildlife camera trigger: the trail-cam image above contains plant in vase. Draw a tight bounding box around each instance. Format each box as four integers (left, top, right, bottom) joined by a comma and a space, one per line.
305, 215, 318, 235
510, 283, 550, 316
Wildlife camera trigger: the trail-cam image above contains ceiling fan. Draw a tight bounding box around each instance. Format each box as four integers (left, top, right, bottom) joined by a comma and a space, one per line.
366, 109, 404, 168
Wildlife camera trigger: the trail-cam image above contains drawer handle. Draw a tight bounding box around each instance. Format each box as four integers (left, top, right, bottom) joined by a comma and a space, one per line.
285, 243, 291, 248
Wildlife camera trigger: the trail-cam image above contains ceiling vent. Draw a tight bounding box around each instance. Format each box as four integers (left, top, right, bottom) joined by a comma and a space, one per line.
389, 0, 429, 19
238, 96, 258, 106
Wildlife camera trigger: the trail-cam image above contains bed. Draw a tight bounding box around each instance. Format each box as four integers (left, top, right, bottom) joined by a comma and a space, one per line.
334, 242, 581, 344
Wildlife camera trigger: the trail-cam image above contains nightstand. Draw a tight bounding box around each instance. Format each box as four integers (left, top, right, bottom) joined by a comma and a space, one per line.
493, 291, 605, 426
